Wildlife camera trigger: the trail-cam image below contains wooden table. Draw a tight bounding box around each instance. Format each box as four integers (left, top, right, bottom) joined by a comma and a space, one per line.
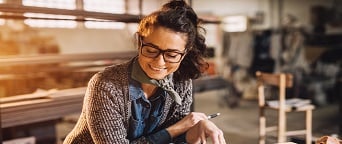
0, 87, 86, 143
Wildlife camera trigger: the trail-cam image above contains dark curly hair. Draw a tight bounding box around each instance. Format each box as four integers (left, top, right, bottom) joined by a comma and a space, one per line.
137, 0, 209, 81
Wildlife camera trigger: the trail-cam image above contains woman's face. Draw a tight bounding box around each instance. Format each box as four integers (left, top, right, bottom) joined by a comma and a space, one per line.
138, 26, 187, 80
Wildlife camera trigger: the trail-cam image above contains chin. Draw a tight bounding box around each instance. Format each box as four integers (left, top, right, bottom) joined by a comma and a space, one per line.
146, 68, 169, 80
148, 74, 167, 80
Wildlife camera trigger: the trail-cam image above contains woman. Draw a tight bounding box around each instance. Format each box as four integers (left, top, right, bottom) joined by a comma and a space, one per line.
63, 0, 226, 143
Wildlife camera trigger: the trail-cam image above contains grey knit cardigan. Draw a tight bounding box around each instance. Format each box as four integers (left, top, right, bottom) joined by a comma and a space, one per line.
63, 58, 193, 144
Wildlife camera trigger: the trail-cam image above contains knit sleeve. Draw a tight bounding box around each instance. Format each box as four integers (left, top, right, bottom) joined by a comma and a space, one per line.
163, 79, 193, 143
173, 79, 193, 143
86, 72, 152, 144
84, 74, 130, 144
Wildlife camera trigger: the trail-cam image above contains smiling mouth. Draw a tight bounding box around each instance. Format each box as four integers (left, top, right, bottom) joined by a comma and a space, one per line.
149, 65, 166, 71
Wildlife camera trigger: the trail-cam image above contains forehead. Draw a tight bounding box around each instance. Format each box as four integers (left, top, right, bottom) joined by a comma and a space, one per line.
143, 26, 187, 51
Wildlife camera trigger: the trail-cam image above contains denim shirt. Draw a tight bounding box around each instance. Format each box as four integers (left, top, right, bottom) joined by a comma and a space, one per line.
128, 75, 171, 143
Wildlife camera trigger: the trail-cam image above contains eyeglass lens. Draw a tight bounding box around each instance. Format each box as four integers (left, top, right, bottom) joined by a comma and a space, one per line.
141, 44, 183, 63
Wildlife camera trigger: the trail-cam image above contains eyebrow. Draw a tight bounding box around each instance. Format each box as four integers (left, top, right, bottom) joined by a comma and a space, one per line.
143, 41, 185, 52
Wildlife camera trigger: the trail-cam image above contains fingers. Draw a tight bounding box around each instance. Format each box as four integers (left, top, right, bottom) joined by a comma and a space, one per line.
215, 129, 226, 144
186, 118, 227, 144
208, 130, 223, 144
187, 112, 208, 120
200, 133, 225, 144
218, 130, 226, 144
200, 131, 207, 144
183, 112, 208, 127
202, 120, 226, 144
168, 112, 208, 138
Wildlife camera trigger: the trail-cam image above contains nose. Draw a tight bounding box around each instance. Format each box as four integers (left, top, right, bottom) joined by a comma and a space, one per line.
154, 53, 166, 65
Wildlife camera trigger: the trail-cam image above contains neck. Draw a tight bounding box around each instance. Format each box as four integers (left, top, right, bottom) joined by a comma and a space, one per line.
141, 83, 158, 99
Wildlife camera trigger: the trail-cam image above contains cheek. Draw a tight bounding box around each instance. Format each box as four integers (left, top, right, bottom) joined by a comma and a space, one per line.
168, 64, 180, 73
138, 56, 150, 68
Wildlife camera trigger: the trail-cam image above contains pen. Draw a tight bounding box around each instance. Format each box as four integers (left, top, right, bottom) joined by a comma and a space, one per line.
207, 113, 220, 119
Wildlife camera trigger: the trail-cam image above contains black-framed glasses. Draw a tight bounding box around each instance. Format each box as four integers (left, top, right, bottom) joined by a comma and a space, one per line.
140, 39, 186, 63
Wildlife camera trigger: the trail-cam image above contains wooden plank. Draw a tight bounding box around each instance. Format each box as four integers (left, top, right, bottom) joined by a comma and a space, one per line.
1, 96, 83, 112
0, 51, 136, 66
1, 87, 86, 128
2, 102, 82, 128
0, 90, 55, 104
2, 104, 81, 123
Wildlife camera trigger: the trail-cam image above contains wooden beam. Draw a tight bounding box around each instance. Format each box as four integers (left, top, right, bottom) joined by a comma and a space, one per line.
0, 51, 137, 66
0, 4, 219, 24
0, 4, 141, 23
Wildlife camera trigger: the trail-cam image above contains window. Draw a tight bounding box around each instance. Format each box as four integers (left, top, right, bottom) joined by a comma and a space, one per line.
0, 13, 4, 26
84, 19, 126, 29
0, 0, 4, 25
22, 0, 77, 28
83, 0, 126, 29
22, 0, 76, 10
24, 19, 77, 28
0, 20, 4, 26
20, 0, 126, 29
83, 0, 125, 14
222, 15, 248, 32
23, 13, 77, 28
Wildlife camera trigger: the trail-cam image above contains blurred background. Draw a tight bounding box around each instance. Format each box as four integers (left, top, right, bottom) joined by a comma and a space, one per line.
0, 0, 341, 143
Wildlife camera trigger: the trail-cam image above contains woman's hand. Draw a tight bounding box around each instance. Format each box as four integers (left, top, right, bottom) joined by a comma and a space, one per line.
186, 119, 226, 144
166, 112, 207, 138
177, 112, 208, 128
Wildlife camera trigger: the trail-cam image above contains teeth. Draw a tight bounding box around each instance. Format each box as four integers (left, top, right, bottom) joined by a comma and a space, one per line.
151, 66, 165, 71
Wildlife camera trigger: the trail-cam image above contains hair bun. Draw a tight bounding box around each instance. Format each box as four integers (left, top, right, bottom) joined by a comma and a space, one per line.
161, 0, 198, 26
162, 0, 188, 10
